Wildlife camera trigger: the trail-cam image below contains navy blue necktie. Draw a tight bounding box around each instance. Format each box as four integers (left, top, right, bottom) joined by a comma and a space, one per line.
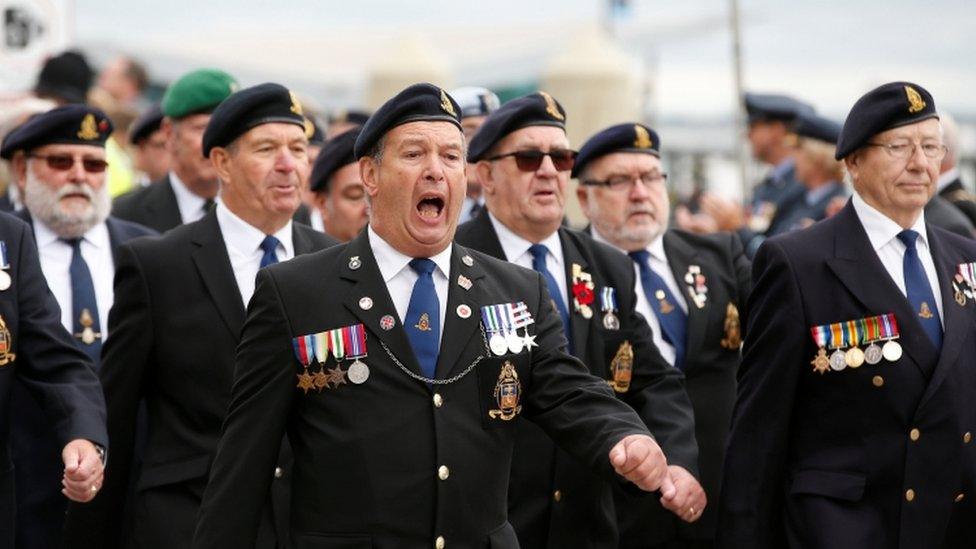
629, 250, 687, 369
528, 244, 573, 353
62, 238, 101, 364
405, 258, 440, 379
259, 235, 281, 268
897, 230, 942, 349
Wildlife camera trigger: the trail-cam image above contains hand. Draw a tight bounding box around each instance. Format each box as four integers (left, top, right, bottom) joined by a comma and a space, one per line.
699, 192, 746, 231
609, 434, 675, 497
673, 205, 720, 234
659, 465, 707, 523
62, 439, 104, 503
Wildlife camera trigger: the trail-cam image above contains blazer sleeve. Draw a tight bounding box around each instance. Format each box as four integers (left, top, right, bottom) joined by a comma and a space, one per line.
11, 220, 107, 447
192, 268, 296, 549
716, 238, 805, 549
730, 231, 753, 339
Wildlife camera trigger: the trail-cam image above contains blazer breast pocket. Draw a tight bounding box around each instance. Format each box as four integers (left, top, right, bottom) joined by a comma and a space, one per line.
477, 354, 530, 430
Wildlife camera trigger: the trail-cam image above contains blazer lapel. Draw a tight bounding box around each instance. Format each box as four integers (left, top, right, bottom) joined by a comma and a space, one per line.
149, 175, 183, 229
190, 212, 246, 338
436, 246, 488, 378
463, 212, 506, 260
824, 203, 938, 378
291, 223, 314, 256
559, 229, 595, 360
663, 232, 708, 364
337, 232, 423, 378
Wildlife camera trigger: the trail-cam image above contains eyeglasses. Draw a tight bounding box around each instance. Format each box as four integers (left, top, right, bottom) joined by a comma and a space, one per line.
28, 154, 109, 173
864, 141, 948, 161
486, 149, 578, 172
582, 172, 668, 192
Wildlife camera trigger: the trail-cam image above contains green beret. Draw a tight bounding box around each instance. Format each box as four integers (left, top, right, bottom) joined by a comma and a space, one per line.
161, 68, 239, 119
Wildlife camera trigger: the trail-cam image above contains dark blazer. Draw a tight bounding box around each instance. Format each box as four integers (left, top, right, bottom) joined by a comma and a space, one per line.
10, 212, 154, 549
939, 178, 976, 229
613, 229, 751, 548
63, 211, 336, 549
717, 202, 976, 549
0, 212, 107, 547
112, 174, 183, 234
765, 182, 848, 237
456, 214, 698, 549
191, 230, 654, 549
925, 194, 975, 239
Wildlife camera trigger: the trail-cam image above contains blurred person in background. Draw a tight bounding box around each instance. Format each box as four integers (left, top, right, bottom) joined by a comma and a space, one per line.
127, 104, 169, 186
308, 126, 368, 242
936, 113, 976, 227
325, 108, 370, 138
451, 86, 500, 224
33, 50, 93, 106
96, 55, 149, 110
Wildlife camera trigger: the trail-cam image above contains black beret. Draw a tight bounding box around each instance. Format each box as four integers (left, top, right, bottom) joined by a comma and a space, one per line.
310, 126, 361, 193
1, 104, 113, 160
744, 92, 814, 124
129, 104, 164, 145
834, 81, 938, 160
202, 82, 312, 157
572, 123, 660, 178
34, 50, 93, 104
467, 91, 567, 162
308, 117, 325, 145
353, 83, 461, 159
792, 113, 842, 145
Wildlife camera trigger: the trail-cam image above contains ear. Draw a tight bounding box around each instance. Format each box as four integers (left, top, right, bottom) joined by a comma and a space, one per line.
210, 148, 233, 186
575, 183, 591, 216
10, 153, 28, 192
360, 157, 380, 199
312, 191, 330, 219
475, 160, 495, 195
160, 117, 176, 152
844, 153, 859, 181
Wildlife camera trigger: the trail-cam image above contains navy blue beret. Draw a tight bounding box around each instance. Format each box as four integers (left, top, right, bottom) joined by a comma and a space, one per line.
202, 82, 312, 157
792, 113, 842, 145
129, 104, 164, 145
572, 123, 660, 178
467, 91, 567, 162
745, 92, 814, 124
834, 81, 938, 160
353, 83, 462, 159
310, 126, 361, 193
1, 104, 113, 160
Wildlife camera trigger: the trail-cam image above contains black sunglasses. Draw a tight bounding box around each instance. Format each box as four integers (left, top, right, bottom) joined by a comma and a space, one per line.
486, 149, 578, 172
29, 154, 109, 173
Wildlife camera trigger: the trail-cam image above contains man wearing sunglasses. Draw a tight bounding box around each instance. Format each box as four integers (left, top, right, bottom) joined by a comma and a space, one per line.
64, 84, 336, 549
0, 104, 155, 548
574, 122, 752, 549
718, 82, 976, 548
456, 92, 698, 548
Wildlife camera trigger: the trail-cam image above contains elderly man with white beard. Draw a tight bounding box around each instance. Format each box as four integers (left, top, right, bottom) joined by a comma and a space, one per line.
1, 104, 155, 548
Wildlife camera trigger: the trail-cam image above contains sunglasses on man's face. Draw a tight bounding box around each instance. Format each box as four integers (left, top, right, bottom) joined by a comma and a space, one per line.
486, 149, 578, 172
29, 154, 109, 173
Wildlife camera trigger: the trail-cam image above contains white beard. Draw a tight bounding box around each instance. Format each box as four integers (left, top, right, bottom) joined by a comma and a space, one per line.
22, 165, 111, 239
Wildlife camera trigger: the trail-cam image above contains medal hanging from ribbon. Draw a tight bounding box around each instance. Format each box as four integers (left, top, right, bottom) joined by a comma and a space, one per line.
953, 262, 976, 306
0, 241, 10, 291
292, 334, 316, 394
312, 332, 330, 390
809, 313, 901, 374
600, 287, 620, 330
481, 302, 536, 356
345, 323, 370, 384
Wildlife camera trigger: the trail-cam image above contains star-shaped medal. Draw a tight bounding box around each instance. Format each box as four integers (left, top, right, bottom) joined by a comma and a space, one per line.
522, 333, 538, 351
328, 366, 348, 388
296, 370, 316, 394
313, 369, 329, 391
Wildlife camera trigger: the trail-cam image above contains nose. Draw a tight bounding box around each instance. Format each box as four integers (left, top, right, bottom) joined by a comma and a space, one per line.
423, 154, 446, 183
905, 142, 929, 172
535, 153, 559, 177
67, 157, 87, 183
630, 177, 652, 200
274, 147, 299, 172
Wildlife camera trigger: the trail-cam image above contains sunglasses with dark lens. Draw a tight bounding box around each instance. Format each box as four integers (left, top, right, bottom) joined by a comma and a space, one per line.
29, 154, 109, 173
486, 149, 578, 172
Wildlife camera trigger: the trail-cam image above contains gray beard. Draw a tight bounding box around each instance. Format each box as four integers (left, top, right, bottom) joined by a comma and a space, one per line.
23, 167, 110, 239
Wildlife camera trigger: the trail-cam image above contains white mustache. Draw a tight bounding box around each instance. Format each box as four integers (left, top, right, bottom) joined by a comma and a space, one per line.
56, 183, 95, 201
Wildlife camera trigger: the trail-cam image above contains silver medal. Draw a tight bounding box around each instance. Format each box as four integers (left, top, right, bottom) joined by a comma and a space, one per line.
347, 360, 370, 384
489, 332, 508, 356
882, 340, 903, 362
0, 270, 10, 291
864, 343, 883, 365
829, 349, 847, 371
602, 312, 620, 330
506, 331, 524, 354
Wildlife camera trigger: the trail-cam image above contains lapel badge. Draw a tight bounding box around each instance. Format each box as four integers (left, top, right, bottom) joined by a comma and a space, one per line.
683, 265, 707, 309
379, 314, 396, 331
571, 264, 595, 319
456, 304, 472, 319
720, 303, 742, 349
348, 256, 362, 270
457, 275, 472, 291
359, 297, 373, 310
599, 286, 620, 330
0, 241, 11, 291
608, 340, 633, 394
488, 361, 522, 420
462, 254, 474, 267
0, 315, 15, 366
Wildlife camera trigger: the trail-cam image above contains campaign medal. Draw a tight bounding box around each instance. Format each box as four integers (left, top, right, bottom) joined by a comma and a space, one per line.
292, 334, 316, 394
0, 241, 10, 291
481, 305, 508, 356
488, 361, 522, 421
879, 313, 902, 362
345, 324, 370, 385
683, 265, 708, 309
600, 286, 620, 331
312, 332, 330, 390
842, 320, 863, 369
953, 262, 976, 306
481, 302, 535, 356
571, 264, 595, 319
720, 303, 742, 349
809, 325, 830, 374
827, 321, 847, 371
608, 340, 634, 393
0, 315, 15, 366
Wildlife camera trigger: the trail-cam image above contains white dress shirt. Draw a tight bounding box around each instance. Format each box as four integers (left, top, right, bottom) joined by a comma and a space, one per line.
368, 225, 451, 343
488, 211, 567, 302
851, 192, 944, 325
215, 202, 294, 306
170, 171, 210, 225
592, 228, 687, 367
33, 219, 115, 340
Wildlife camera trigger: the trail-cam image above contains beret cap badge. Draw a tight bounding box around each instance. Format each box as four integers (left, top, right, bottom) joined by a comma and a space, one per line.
77, 114, 99, 140
905, 86, 926, 114
439, 89, 456, 116
539, 91, 564, 121
634, 125, 653, 149
289, 91, 304, 115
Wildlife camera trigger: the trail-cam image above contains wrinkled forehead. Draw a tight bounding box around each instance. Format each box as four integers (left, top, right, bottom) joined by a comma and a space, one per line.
500, 125, 569, 150
587, 151, 661, 177
385, 120, 464, 149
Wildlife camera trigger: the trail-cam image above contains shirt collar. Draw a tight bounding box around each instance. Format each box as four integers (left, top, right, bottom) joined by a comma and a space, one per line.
169, 171, 207, 212
937, 166, 961, 192
488, 210, 563, 266
648, 232, 667, 262
33, 217, 110, 250
851, 192, 928, 252
215, 201, 294, 258
367, 225, 452, 283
